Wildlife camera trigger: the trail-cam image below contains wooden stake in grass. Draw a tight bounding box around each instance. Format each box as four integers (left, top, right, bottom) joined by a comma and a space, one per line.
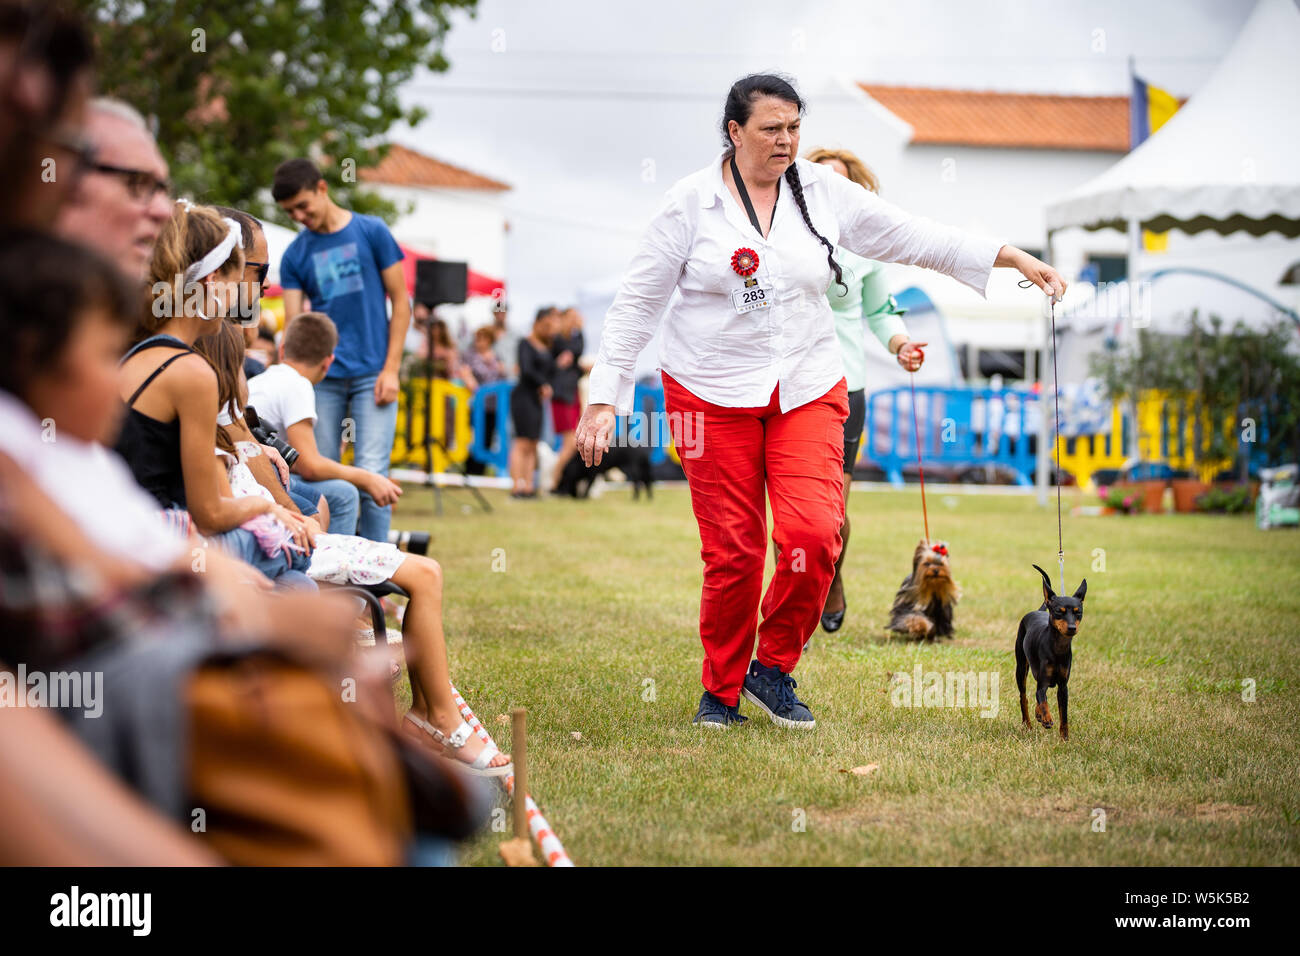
498, 706, 538, 867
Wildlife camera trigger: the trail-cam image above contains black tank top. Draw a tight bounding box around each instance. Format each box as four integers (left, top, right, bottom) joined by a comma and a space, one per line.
114, 334, 194, 509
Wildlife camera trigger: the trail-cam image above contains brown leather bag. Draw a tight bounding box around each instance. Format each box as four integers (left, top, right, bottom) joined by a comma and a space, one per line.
186, 654, 412, 866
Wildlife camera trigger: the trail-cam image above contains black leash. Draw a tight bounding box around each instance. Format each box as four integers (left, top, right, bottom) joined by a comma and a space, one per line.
1020, 278, 1065, 592
730, 154, 778, 240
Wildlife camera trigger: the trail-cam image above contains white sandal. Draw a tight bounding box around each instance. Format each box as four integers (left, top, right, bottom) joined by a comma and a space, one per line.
356, 627, 403, 647
403, 713, 513, 778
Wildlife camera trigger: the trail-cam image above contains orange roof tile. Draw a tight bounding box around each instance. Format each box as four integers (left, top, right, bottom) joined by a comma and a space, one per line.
359, 144, 511, 191
858, 84, 1147, 152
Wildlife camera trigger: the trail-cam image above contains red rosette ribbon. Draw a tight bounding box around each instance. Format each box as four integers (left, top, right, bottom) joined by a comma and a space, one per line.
730, 247, 759, 277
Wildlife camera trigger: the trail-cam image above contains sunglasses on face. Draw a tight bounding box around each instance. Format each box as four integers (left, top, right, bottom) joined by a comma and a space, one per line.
244, 260, 270, 284
88, 161, 172, 203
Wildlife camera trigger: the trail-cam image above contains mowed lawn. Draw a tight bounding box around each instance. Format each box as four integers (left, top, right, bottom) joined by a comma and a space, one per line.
389, 481, 1300, 866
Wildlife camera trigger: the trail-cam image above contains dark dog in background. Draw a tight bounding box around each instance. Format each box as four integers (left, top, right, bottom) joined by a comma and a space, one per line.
1016, 563, 1087, 740
887, 539, 960, 641
554, 443, 654, 499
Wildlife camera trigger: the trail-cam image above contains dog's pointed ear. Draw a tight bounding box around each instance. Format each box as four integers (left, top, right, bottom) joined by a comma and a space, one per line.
1032, 564, 1055, 604
912, 539, 926, 569
1074, 578, 1087, 601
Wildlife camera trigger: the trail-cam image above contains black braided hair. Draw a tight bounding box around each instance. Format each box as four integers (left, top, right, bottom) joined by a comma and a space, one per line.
784, 161, 846, 295
720, 73, 846, 295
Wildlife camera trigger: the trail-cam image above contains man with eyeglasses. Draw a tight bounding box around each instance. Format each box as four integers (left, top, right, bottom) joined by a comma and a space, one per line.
54, 97, 171, 283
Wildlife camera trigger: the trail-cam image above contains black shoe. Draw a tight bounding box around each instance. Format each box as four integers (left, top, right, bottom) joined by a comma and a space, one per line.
820, 603, 846, 633
692, 691, 748, 729
742, 661, 816, 729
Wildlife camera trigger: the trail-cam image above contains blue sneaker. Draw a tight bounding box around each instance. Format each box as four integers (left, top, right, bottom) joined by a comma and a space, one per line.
692, 691, 748, 729
742, 661, 816, 729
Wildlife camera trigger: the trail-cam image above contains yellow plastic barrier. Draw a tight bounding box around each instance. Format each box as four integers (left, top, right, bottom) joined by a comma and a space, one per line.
261, 294, 285, 332
392, 378, 473, 472
1056, 390, 1236, 491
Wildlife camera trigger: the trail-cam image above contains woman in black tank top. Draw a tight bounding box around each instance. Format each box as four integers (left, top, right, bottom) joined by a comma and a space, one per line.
115, 334, 193, 509
117, 201, 281, 538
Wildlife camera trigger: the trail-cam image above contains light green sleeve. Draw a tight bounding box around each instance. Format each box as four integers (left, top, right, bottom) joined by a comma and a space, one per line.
861, 263, 907, 352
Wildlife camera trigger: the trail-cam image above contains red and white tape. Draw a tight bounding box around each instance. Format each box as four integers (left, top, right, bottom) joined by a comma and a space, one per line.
449, 684, 574, 867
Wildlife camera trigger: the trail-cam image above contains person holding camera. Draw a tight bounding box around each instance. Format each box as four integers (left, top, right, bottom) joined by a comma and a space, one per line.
246, 312, 403, 535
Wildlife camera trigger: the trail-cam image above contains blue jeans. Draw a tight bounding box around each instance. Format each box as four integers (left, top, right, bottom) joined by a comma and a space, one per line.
286, 488, 318, 517
213, 526, 317, 591
313, 372, 399, 543
290, 474, 361, 536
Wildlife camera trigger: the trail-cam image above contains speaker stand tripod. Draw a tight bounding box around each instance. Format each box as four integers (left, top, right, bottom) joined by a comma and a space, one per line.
419, 320, 492, 517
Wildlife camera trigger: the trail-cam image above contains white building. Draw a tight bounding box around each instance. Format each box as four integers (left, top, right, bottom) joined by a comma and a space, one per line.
848, 82, 1135, 383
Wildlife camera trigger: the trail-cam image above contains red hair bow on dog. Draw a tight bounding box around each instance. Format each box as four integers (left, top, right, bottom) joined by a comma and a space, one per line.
932, 543, 948, 556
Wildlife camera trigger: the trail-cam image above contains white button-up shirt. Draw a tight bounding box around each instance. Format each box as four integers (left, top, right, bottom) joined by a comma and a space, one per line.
588, 150, 1006, 414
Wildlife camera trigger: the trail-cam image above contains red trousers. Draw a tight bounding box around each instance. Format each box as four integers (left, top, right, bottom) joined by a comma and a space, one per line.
663, 372, 849, 706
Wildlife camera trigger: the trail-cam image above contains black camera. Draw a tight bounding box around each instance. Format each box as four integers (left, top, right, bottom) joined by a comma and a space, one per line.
388, 530, 430, 556
244, 405, 299, 469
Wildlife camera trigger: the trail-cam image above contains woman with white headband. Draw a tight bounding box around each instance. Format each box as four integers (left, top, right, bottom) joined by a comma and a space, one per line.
116, 201, 318, 587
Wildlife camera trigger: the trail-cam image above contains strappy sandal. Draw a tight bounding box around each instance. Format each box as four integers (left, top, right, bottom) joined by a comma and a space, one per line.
403, 713, 513, 778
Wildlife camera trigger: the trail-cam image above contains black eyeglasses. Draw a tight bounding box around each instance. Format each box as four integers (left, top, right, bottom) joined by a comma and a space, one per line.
87, 162, 172, 203
245, 260, 270, 284
48, 130, 98, 170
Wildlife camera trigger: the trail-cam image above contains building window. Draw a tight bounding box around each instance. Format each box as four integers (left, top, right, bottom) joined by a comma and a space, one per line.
977, 349, 1026, 380
1086, 254, 1127, 284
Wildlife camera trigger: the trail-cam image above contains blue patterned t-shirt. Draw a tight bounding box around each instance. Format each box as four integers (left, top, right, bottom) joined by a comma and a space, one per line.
279, 213, 404, 379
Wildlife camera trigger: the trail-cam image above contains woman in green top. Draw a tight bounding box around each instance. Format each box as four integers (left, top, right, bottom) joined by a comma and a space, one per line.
805, 147, 927, 635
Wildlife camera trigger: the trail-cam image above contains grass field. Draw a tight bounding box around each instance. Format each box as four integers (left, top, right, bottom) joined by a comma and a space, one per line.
388, 482, 1300, 866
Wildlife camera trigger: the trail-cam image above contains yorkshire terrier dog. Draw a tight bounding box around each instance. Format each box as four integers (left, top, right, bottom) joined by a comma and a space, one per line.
887, 539, 961, 641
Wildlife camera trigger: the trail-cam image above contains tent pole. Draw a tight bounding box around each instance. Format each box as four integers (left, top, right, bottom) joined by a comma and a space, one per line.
1125, 216, 1142, 459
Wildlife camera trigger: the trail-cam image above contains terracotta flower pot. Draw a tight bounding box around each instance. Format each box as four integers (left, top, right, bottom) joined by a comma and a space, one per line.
1138, 479, 1166, 514
1172, 478, 1209, 513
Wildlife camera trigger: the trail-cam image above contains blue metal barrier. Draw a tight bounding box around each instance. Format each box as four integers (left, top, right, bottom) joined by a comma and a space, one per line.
469, 380, 514, 473
862, 385, 1039, 486
612, 382, 669, 465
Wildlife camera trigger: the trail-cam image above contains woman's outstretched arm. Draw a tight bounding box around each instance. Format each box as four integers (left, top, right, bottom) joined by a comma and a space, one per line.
822, 166, 1065, 301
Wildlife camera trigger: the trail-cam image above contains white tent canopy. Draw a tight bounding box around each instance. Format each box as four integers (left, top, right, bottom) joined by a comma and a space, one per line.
1045, 0, 1300, 239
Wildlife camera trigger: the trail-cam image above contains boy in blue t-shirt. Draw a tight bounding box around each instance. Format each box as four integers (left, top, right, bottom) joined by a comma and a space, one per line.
273, 158, 411, 542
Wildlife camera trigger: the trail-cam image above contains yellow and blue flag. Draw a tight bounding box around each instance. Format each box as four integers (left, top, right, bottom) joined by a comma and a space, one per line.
1131, 72, 1180, 251
1130, 73, 1179, 149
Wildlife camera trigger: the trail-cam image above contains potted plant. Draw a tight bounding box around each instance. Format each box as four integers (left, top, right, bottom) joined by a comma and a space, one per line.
1194, 483, 1252, 514
1097, 484, 1143, 515
1092, 313, 1300, 512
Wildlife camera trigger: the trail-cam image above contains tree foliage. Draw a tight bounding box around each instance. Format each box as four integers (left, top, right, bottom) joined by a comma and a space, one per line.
72, 0, 477, 223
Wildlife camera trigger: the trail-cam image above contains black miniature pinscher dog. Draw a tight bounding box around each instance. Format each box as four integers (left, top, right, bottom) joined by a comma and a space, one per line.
1015, 564, 1087, 740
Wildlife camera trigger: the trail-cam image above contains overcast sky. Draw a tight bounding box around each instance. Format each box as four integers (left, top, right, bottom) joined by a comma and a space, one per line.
396, 0, 1259, 320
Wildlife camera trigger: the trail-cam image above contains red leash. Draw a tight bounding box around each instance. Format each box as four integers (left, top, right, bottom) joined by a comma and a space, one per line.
908, 371, 930, 545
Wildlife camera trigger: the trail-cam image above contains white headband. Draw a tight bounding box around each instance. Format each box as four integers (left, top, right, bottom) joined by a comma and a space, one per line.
175, 199, 242, 286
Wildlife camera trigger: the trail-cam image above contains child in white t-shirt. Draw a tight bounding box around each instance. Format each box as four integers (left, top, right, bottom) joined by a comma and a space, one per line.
247, 312, 403, 537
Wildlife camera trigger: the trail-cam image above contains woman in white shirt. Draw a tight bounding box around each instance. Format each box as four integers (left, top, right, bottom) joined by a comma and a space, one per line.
576, 73, 1065, 731
804, 146, 916, 638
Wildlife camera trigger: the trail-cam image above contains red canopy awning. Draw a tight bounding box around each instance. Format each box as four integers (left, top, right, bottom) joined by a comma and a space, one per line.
262, 246, 505, 304
399, 244, 504, 301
